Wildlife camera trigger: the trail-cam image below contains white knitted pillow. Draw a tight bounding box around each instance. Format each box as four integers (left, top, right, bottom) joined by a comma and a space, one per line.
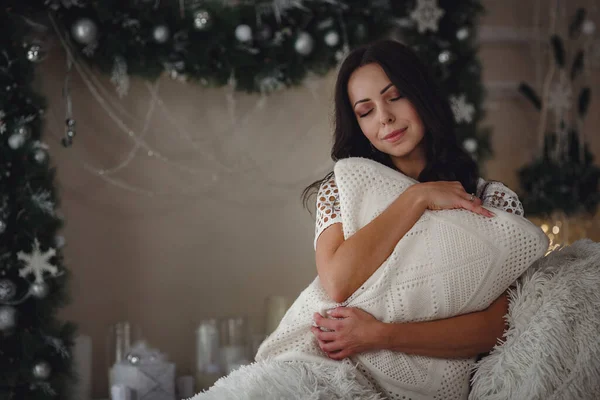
257, 157, 549, 400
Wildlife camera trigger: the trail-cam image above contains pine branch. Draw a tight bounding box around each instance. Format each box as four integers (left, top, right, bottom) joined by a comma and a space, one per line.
550, 35, 565, 68
518, 83, 542, 110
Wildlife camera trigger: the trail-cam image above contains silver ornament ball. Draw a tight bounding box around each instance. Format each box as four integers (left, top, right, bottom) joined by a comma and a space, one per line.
153, 25, 170, 44
438, 50, 451, 64
193, 10, 212, 31
34, 149, 47, 164
0, 280, 17, 301
324, 30, 340, 47
463, 138, 478, 153
0, 306, 16, 331
456, 27, 469, 40
33, 361, 52, 380
31, 282, 49, 299
65, 118, 76, 128
71, 18, 98, 45
294, 32, 314, 56
66, 129, 76, 139
8, 133, 26, 149
235, 24, 253, 43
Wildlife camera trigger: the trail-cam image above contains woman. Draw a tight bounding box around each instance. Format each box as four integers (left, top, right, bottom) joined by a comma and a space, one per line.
306, 39, 521, 363
192, 39, 547, 400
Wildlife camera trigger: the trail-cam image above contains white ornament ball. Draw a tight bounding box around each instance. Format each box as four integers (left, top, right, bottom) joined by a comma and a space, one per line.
0, 280, 17, 301
34, 149, 47, 164
235, 25, 253, 43
153, 25, 170, 44
463, 138, 478, 153
456, 27, 469, 40
0, 306, 16, 331
8, 133, 26, 149
33, 361, 52, 380
582, 20, 596, 36
438, 50, 451, 64
31, 282, 49, 299
294, 32, 314, 56
324, 30, 340, 47
71, 18, 98, 45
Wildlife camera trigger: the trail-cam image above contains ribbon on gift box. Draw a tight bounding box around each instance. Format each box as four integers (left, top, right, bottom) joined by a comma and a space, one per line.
110, 341, 176, 400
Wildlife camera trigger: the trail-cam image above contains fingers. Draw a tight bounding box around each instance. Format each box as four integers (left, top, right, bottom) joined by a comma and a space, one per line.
461, 200, 495, 217
325, 307, 351, 318
327, 350, 350, 360
310, 326, 336, 341
313, 313, 340, 331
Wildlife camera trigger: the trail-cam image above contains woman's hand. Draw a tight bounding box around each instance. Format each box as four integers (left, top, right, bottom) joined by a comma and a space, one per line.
311, 307, 384, 360
408, 181, 494, 218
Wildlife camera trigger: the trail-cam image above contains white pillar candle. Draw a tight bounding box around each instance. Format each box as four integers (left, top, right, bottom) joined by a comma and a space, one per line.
71, 334, 92, 400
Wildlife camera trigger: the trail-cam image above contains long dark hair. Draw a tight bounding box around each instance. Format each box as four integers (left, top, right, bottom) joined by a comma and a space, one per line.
302, 39, 479, 209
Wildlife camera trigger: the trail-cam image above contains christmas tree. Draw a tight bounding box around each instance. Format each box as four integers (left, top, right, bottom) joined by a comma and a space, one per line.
0, 7, 76, 400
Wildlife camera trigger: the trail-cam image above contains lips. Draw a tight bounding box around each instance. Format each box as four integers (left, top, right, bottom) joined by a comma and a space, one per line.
383, 127, 408, 142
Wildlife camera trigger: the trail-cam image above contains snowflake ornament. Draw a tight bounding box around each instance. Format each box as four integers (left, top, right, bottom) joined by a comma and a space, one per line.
410, 0, 445, 34
547, 80, 572, 114
450, 94, 475, 123
18, 239, 58, 284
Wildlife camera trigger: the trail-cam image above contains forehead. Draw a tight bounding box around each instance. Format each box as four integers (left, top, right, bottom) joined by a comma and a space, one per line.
347, 63, 393, 103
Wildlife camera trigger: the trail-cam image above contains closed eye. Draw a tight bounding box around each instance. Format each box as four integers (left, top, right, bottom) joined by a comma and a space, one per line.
359, 95, 403, 117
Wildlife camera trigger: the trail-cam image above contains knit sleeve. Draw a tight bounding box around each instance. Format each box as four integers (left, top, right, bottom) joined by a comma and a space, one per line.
314, 175, 342, 249
481, 181, 525, 217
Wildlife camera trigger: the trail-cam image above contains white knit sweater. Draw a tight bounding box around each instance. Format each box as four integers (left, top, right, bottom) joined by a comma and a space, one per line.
256, 158, 549, 400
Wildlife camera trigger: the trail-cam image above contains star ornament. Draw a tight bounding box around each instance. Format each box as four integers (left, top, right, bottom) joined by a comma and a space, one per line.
17, 239, 59, 284
410, 0, 445, 34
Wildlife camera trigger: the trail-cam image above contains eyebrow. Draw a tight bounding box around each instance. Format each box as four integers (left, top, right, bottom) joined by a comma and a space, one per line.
353, 83, 394, 108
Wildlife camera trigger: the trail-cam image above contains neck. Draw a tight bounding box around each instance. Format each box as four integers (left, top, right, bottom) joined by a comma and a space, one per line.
390, 146, 427, 180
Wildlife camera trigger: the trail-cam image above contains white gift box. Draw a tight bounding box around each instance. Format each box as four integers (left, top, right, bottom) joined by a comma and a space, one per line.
110, 342, 175, 400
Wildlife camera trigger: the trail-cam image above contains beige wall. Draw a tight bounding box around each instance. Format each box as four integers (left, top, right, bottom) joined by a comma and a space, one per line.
30, 1, 599, 397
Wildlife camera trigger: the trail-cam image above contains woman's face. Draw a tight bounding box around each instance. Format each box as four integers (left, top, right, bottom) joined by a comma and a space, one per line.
347, 63, 426, 161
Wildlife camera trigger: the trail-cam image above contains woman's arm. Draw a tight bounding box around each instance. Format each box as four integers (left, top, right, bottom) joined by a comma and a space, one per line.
312, 292, 509, 360
316, 181, 494, 303
316, 186, 426, 303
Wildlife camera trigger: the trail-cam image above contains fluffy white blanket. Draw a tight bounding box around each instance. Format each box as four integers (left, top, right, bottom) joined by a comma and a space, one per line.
469, 239, 600, 399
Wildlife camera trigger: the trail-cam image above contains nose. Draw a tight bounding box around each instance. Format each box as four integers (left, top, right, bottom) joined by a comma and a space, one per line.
379, 108, 395, 125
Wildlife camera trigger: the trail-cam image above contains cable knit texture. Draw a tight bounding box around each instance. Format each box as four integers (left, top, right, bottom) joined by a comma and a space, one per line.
256, 157, 548, 400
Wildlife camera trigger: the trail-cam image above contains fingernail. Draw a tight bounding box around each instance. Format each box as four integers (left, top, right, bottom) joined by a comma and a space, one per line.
326, 309, 334, 315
